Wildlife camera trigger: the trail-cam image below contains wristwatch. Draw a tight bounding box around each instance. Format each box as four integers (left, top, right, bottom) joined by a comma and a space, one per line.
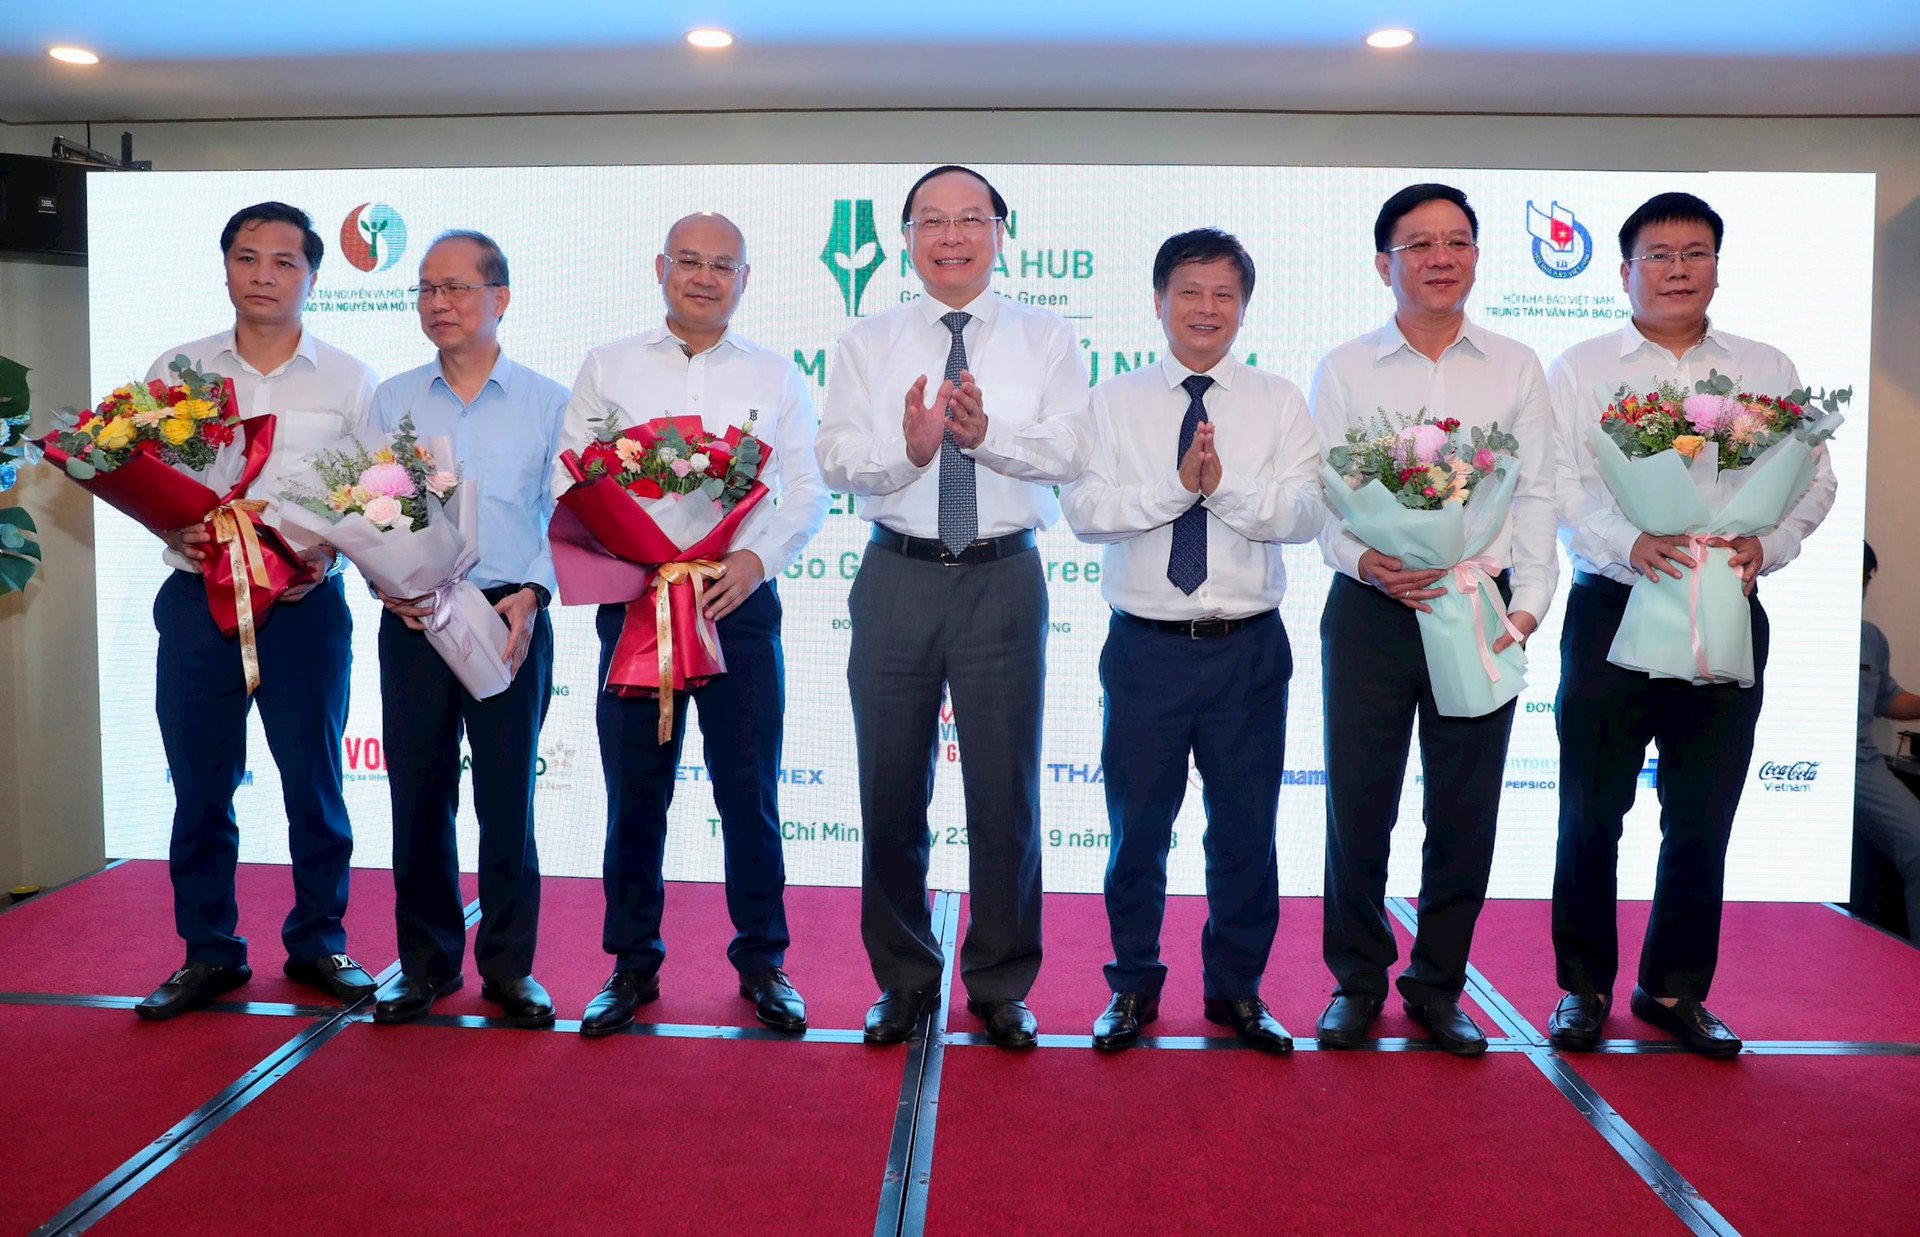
520, 582, 552, 609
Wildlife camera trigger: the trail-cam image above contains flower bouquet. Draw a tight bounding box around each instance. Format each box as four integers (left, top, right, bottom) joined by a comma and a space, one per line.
1585, 372, 1846, 686
1322, 411, 1527, 718
549, 409, 772, 742
39, 358, 307, 693
278, 417, 512, 700
0, 355, 42, 594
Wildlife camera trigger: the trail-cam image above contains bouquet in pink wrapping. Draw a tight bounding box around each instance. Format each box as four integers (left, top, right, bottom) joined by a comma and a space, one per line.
549, 410, 771, 742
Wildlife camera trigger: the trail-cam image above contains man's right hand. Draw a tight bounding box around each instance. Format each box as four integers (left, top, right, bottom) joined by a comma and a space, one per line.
1359, 549, 1447, 613
160, 524, 211, 565
374, 585, 435, 632
903, 374, 955, 468
1630, 532, 1697, 582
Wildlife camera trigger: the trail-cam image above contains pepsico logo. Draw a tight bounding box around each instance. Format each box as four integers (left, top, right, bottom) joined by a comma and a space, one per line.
340, 203, 408, 273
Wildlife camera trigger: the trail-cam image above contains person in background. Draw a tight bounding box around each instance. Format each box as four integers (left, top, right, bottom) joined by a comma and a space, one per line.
1858, 542, 1920, 938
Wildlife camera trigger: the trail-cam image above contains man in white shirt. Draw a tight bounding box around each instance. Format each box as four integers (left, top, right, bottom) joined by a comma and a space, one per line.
1310, 184, 1557, 1056
137, 202, 379, 1021
1547, 191, 1837, 1056
817, 165, 1089, 1049
1063, 229, 1321, 1054
555, 213, 829, 1037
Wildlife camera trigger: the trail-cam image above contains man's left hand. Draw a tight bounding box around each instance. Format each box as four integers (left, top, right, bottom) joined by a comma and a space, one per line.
1194, 423, 1221, 497
703, 550, 764, 622
1709, 534, 1765, 592
1492, 609, 1539, 654
283, 545, 336, 602
494, 588, 538, 674
947, 370, 989, 450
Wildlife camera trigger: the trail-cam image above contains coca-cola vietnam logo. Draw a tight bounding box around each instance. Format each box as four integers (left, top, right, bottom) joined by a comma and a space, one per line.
1757, 760, 1820, 792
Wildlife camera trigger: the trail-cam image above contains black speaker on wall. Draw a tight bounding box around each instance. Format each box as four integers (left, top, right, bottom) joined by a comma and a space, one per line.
0, 154, 91, 260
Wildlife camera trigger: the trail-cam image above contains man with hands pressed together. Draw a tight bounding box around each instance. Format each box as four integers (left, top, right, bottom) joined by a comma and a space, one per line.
817, 165, 1090, 1049
557, 212, 829, 1036
1063, 228, 1322, 1054
366, 230, 569, 1027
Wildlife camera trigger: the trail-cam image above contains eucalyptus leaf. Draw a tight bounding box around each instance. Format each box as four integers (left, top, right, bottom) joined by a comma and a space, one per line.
65, 457, 97, 481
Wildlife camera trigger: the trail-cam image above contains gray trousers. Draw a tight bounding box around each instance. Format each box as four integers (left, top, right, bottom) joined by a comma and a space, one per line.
1856, 756, 1920, 935
848, 540, 1047, 1001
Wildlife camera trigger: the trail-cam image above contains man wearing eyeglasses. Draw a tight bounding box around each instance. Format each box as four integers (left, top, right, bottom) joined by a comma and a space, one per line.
1547, 191, 1836, 1056
818, 165, 1090, 1049
556, 212, 829, 1037
1310, 183, 1557, 1056
364, 230, 569, 1027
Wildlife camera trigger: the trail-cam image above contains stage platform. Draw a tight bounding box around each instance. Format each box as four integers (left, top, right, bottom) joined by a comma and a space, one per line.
4, 861, 1918, 1235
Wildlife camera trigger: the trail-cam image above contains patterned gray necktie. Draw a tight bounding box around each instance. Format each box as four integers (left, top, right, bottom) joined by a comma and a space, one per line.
936, 310, 977, 556
1167, 374, 1213, 595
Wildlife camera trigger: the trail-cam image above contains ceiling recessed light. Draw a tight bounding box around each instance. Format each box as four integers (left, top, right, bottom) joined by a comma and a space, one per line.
686, 29, 734, 50
48, 46, 100, 65
1365, 29, 1416, 50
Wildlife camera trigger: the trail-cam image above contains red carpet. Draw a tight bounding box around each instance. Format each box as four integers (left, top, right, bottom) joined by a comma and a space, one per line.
960, 893, 1503, 1041
1467, 900, 1920, 1042
90, 1021, 902, 1236
426, 877, 876, 1028
926, 1046, 1679, 1232
0, 1003, 303, 1233
1571, 1054, 1920, 1235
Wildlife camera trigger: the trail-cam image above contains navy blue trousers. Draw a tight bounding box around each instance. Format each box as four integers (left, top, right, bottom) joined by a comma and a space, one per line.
1100, 610, 1292, 1001
379, 601, 551, 984
595, 583, 788, 979
155, 571, 354, 969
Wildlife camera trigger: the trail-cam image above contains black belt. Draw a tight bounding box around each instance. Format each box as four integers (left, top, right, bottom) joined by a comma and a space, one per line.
870, 525, 1036, 565
1116, 609, 1276, 640
1573, 570, 1634, 601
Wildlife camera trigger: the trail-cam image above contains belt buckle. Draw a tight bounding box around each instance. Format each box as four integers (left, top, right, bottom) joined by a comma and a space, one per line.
936, 541, 964, 566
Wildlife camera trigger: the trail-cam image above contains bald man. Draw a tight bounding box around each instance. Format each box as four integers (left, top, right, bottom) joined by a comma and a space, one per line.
554, 213, 830, 1036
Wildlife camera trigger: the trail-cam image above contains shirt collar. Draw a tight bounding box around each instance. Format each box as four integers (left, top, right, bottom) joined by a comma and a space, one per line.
1618, 317, 1730, 361
1160, 353, 1237, 393
1373, 315, 1487, 363
429, 350, 516, 399
214, 326, 319, 378
915, 289, 1001, 330
641, 321, 747, 357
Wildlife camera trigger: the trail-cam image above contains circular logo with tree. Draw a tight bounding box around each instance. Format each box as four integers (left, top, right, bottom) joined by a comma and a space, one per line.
340, 203, 408, 273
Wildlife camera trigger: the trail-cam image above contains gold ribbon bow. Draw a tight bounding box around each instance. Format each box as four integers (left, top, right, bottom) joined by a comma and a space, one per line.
650, 559, 726, 743
208, 499, 272, 696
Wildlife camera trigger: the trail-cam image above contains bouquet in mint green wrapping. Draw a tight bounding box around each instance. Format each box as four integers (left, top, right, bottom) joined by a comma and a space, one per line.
1323, 412, 1527, 718
1585, 372, 1846, 687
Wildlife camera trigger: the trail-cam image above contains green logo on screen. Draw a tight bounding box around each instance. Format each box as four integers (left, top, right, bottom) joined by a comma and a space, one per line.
821, 199, 885, 316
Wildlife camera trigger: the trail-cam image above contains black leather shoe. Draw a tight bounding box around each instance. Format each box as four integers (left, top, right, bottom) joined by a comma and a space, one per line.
1405, 999, 1488, 1057
1203, 996, 1293, 1055
967, 997, 1039, 1049
373, 971, 464, 1024
863, 989, 937, 1045
1092, 992, 1158, 1051
481, 975, 555, 1029
135, 962, 252, 1021
580, 971, 660, 1038
739, 967, 808, 1032
283, 953, 376, 1002
1547, 992, 1609, 1051
1316, 993, 1386, 1049
1630, 985, 1741, 1057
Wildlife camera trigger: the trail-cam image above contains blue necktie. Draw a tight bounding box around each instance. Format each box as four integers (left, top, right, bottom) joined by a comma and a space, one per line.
1167, 374, 1212, 595
936, 311, 977, 556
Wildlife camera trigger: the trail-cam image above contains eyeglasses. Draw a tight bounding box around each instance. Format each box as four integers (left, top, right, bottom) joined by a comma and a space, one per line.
908, 214, 1002, 235
662, 254, 746, 278
1383, 239, 1478, 259
1628, 249, 1719, 268
409, 282, 503, 303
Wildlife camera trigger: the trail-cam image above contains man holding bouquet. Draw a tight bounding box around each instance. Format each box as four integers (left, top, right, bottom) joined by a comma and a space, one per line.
137, 202, 379, 1020
1548, 191, 1836, 1056
555, 212, 829, 1036
1310, 184, 1557, 1055
1062, 229, 1323, 1054
818, 165, 1090, 1049
365, 230, 570, 1027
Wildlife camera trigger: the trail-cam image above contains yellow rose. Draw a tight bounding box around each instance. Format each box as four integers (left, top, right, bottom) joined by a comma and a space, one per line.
1672, 434, 1708, 460
161, 417, 196, 446
176, 398, 218, 421
93, 417, 136, 450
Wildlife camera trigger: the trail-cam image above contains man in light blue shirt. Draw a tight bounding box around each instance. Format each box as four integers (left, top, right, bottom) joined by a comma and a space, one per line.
1859, 543, 1920, 937
364, 229, 570, 1027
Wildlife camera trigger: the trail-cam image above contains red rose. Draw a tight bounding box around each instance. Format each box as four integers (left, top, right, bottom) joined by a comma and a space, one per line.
627, 476, 664, 500
133, 438, 163, 457
166, 385, 190, 406
147, 379, 171, 403
1437, 417, 1461, 433
202, 421, 236, 448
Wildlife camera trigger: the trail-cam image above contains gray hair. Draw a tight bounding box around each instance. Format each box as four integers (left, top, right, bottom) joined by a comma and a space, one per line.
430, 228, 509, 286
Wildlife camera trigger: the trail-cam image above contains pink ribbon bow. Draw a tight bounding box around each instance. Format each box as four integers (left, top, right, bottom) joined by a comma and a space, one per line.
1449, 554, 1525, 683
1683, 532, 1717, 680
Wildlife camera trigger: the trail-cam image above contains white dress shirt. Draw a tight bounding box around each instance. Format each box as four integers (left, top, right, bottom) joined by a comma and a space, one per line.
552, 325, 829, 581
816, 290, 1090, 536
1310, 317, 1559, 622
1549, 321, 1837, 587
146, 328, 376, 573
1062, 355, 1323, 621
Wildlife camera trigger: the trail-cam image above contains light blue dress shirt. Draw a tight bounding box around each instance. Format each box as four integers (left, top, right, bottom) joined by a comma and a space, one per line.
369, 352, 570, 593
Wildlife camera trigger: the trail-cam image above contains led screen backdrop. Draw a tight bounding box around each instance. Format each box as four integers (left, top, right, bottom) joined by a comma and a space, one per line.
87, 164, 1873, 899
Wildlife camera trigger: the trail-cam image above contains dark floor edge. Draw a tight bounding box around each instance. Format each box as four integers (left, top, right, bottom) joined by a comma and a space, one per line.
894, 891, 961, 1237
1528, 1049, 1741, 1236
0, 859, 129, 919
872, 891, 952, 1237
1822, 901, 1919, 951
0, 991, 331, 1017
340, 1009, 867, 1042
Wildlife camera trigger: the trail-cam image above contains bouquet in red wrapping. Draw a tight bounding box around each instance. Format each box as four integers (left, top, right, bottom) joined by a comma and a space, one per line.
549, 408, 772, 742
40, 357, 309, 693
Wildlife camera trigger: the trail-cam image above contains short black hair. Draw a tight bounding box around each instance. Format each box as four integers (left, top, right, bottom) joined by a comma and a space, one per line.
1866, 541, 1878, 583
900, 165, 1008, 227
1152, 228, 1255, 300
220, 201, 324, 271
430, 228, 509, 286
1374, 183, 1478, 253
1618, 192, 1724, 260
